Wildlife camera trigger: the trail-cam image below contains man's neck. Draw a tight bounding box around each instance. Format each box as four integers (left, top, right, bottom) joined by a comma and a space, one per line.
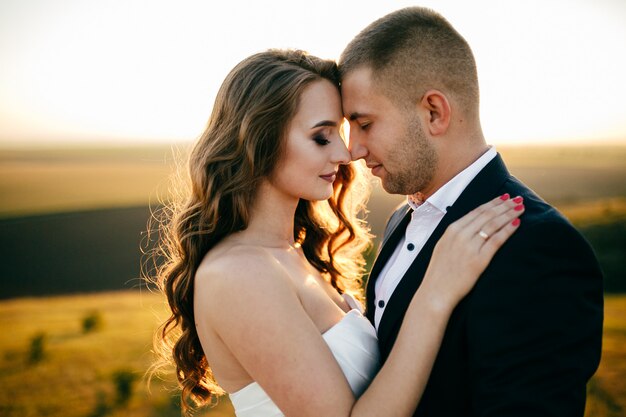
419, 141, 490, 200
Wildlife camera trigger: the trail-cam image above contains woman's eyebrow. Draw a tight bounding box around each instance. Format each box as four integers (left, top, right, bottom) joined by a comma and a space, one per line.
311, 120, 337, 129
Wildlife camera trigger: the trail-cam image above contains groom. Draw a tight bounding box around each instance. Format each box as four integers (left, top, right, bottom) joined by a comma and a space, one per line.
339, 7, 603, 416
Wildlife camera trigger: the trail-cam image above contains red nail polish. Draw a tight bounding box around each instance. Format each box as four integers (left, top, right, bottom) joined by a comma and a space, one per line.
500, 193, 510, 201
512, 218, 521, 226
513, 196, 523, 204
514, 204, 524, 211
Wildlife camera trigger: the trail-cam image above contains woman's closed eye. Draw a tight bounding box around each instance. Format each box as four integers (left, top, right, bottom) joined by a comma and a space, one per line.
313, 134, 331, 146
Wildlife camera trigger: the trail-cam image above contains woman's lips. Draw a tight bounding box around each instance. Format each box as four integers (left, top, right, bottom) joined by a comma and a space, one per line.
319, 172, 337, 182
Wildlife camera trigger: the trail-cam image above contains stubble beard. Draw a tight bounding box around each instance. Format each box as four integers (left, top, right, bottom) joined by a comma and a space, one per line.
381, 116, 437, 195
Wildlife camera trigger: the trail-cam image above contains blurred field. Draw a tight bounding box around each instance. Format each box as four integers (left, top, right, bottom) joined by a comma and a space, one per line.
0, 145, 182, 218
0, 290, 234, 417
0, 206, 153, 299
1, 144, 625, 219
585, 295, 626, 417
0, 290, 623, 417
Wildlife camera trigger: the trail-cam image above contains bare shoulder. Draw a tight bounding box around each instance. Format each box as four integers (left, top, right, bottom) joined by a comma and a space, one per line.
194, 244, 297, 319
196, 244, 290, 287
195, 244, 356, 416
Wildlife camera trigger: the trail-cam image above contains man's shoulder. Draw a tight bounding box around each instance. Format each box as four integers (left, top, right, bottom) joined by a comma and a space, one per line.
469, 176, 603, 302
488, 175, 600, 271
500, 175, 567, 227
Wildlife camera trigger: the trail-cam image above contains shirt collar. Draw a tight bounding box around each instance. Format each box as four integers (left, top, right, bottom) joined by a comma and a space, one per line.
407, 146, 497, 213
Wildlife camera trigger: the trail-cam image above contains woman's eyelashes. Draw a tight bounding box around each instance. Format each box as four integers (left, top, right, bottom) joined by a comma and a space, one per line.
313, 134, 331, 146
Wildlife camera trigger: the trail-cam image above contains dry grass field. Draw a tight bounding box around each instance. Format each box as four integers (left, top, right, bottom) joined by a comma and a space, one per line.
0, 290, 234, 417
584, 294, 626, 417
0, 290, 623, 417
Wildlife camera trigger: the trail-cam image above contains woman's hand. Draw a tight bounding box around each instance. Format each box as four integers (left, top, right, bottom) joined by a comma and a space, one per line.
419, 194, 524, 311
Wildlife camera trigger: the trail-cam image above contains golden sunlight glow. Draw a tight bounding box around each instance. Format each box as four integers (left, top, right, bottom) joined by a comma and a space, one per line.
0, 0, 625, 147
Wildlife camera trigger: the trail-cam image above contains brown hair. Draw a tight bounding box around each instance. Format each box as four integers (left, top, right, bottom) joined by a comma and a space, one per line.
148, 49, 371, 415
339, 6, 479, 117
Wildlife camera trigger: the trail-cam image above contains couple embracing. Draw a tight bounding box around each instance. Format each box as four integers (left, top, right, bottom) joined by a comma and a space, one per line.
152, 7, 603, 417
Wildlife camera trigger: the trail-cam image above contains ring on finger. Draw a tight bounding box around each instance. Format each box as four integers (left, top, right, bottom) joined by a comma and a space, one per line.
478, 230, 490, 240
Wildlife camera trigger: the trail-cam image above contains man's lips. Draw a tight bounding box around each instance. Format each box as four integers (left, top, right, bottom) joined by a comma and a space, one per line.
366, 163, 383, 176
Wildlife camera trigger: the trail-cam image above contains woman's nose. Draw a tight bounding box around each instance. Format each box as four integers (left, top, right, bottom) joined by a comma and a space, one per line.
347, 131, 368, 161
333, 140, 351, 165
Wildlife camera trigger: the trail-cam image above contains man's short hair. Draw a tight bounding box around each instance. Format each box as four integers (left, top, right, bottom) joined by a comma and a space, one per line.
339, 7, 479, 116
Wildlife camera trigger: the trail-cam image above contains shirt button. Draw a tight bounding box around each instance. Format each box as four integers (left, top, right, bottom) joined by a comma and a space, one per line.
378, 300, 385, 308
407, 243, 415, 251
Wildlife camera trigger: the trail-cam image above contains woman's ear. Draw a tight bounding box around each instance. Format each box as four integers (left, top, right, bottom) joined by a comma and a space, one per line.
419, 90, 451, 136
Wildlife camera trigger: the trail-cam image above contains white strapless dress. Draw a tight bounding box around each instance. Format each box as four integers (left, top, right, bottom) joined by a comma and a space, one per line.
229, 294, 380, 417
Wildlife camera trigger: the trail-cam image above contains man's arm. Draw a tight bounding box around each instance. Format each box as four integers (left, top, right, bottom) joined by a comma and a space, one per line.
467, 219, 603, 416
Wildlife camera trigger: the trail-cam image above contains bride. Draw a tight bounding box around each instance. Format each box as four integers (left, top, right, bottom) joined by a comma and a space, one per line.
151, 49, 523, 417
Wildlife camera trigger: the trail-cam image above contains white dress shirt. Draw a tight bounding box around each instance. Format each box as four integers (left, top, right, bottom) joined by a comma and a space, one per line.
374, 146, 497, 330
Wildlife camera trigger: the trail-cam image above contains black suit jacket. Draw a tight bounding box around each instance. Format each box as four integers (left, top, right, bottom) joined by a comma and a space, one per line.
366, 154, 603, 416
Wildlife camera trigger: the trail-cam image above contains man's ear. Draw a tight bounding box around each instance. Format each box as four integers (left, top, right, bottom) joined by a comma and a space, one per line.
419, 90, 451, 136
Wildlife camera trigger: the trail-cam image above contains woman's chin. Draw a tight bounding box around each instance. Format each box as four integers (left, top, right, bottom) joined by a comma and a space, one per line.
302, 187, 334, 202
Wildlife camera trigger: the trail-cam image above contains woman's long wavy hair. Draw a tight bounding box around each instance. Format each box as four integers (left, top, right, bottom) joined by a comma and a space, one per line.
148, 49, 371, 415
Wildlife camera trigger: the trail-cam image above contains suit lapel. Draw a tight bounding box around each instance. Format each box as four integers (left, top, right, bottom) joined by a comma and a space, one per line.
376, 154, 511, 346
365, 205, 412, 323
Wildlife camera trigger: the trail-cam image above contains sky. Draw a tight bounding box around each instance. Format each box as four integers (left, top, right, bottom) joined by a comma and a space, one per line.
0, 0, 625, 148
